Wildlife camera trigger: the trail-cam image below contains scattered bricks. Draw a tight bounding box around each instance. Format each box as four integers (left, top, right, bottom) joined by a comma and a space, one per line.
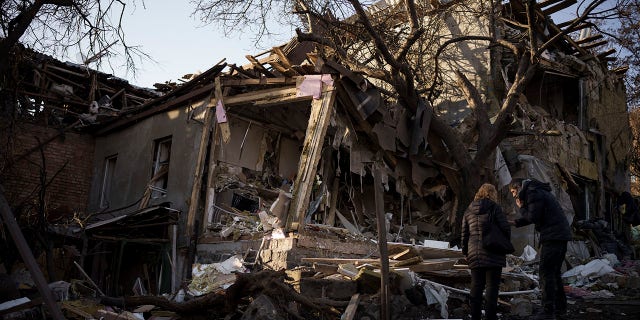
299, 277, 357, 300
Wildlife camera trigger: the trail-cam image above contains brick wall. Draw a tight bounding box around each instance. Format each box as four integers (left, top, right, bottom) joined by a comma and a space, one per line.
0, 122, 95, 221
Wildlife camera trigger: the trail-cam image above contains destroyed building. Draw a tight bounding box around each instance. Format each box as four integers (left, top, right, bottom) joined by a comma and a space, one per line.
0, 0, 638, 319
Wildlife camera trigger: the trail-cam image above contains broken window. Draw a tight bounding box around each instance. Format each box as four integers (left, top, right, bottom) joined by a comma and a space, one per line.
151, 136, 172, 199
525, 71, 585, 127
100, 155, 117, 208
572, 175, 597, 221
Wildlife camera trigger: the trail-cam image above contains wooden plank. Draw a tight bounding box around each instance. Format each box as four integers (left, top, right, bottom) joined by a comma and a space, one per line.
97, 83, 214, 135
301, 258, 386, 265
96, 62, 226, 135
0, 191, 65, 320
0, 298, 43, 316
272, 46, 294, 69
313, 263, 339, 274
326, 177, 339, 227
373, 162, 390, 320
296, 234, 375, 256
406, 258, 458, 273
541, 0, 577, 16
538, 0, 565, 8
202, 120, 220, 233
209, 86, 309, 107
390, 247, 411, 260
597, 48, 616, 58
245, 55, 276, 77
556, 19, 576, 29
222, 77, 298, 86
185, 81, 216, 240
575, 34, 603, 45
341, 294, 361, 320
387, 242, 464, 259
287, 79, 337, 230
580, 40, 608, 50
392, 256, 422, 267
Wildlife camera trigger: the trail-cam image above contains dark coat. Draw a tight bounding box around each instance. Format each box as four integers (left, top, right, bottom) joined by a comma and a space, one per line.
461, 198, 511, 269
515, 179, 572, 242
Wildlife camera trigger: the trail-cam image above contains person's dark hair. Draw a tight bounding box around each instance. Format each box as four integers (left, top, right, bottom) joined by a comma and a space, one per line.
509, 178, 525, 190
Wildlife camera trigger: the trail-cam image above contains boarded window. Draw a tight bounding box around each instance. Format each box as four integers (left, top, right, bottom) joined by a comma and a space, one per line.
100, 155, 117, 208
151, 137, 172, 199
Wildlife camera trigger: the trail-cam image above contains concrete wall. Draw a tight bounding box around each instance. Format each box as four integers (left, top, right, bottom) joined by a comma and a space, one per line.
0, 121, 95, 218
88, 103, 206, 218
585, 71, 632, 191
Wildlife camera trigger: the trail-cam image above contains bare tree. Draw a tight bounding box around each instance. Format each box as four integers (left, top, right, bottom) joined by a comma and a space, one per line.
0, 0, 148, 88
592, 0, 640, 108
193, 0, 616, 236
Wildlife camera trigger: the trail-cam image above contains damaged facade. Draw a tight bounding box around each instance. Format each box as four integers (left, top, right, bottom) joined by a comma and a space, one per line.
1, 0, 639, 319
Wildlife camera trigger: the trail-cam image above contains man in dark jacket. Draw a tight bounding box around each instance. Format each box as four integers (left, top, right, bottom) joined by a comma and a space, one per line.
509, 178, 572, 320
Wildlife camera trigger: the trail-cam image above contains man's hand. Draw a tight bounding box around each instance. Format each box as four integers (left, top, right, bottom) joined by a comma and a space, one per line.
515, 198, 522, 208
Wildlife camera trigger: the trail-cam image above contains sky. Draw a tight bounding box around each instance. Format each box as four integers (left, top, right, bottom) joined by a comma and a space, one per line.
78, 1, 593, 89
89, 2, 294, 88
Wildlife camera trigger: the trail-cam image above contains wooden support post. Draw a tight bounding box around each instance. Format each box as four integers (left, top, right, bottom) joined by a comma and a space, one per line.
327, 176, 339, 227
287, 79, 336, 231
542, 0, 578, 16
373, 161, 390, 320
186, 80, 218, 240
0, 188, 65, 320
203, 122, 220, 233
341, 293, 361, 320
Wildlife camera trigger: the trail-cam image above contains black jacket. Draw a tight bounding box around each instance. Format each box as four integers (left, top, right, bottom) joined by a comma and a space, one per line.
461, 198, 511, 269
515, 179, 572, 242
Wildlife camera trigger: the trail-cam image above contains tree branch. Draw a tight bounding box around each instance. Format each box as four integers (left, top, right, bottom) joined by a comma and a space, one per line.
347, 0, 401, 70
455, 70, 490, 141
474, 51, 537, 163
535, 0, 607, 59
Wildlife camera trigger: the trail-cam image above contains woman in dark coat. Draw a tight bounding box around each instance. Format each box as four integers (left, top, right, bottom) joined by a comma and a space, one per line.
461, 183, 512, 320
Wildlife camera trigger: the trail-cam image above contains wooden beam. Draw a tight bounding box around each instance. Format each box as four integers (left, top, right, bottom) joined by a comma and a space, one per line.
575, 34, 603, 45
202, 120, 220, 233
222, 77, 298, 86
186, 79, 217, 241
96, 82, 215, 135
301, 258, 385, 265
612, 66, 629, 75
210, 86, 310, 107
406, 258, 458, 273
0, 189, 65, 320
245, 55, 276, 78
538, 0, 565, 8
287, 79, 336, 230
597, 48, 616, 58
580, 39, 608, 50
341, 294, 361, 320
510, 0, 588, 56
565, 23, 591, 32
542, 0, 577, 16
373, 161, 390, 320
556, 19, 576, 29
